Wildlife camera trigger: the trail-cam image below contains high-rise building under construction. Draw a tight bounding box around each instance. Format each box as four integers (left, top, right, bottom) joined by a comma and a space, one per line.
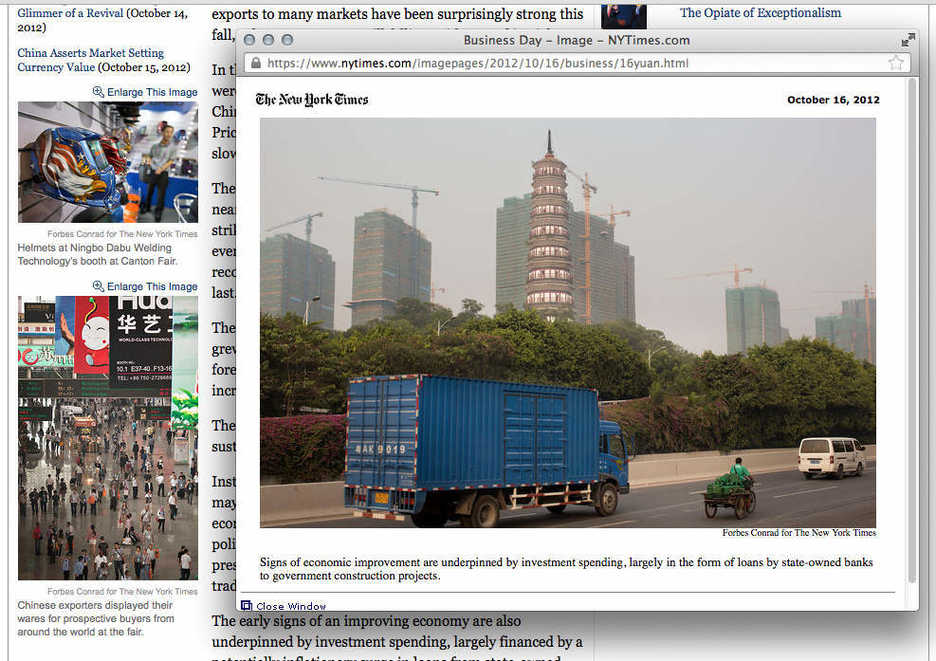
260, 233, 336, 329
496, 202, 636, 323
815, 297, 876, 363
495, 195, 531, 312
725, 286, 782, 354
348, 209, 431, 327
613, 243, 636, 325
567, 209, 637, 324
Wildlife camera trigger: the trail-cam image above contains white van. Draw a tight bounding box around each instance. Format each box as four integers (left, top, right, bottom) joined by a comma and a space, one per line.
798, 437, 866, 479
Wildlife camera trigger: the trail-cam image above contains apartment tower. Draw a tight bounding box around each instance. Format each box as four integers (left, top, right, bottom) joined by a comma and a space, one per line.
260, 233, 336, 329
348, 209, 432, 327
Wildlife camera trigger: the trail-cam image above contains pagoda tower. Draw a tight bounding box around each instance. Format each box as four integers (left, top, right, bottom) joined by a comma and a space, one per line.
525, 130, 573, 319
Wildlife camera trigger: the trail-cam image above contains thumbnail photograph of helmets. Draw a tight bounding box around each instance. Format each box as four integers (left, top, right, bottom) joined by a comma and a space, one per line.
18, 101, 198, 223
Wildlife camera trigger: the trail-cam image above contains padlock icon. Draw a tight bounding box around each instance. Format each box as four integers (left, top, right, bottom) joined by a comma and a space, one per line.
250, 57, 261, 69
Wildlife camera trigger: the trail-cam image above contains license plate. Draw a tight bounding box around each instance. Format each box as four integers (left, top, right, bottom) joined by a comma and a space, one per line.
810, 459, 820, 464
374, 492, 389, 504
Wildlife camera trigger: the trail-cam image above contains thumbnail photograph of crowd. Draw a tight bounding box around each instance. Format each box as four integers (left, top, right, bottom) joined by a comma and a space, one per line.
17, 295, 198, 580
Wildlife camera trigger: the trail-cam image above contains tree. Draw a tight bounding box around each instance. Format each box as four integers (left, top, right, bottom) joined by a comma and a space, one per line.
448, 298, 486, 331
390, 297, 454, 330
432, 331, 516, 380
694, 339, 875, 448
460, 298, 484, 317
259, 311, 874, 455
260, 314, 345, 416
462, 309, 651, 397
341, 319, 436, 377
601, 320, 697, 392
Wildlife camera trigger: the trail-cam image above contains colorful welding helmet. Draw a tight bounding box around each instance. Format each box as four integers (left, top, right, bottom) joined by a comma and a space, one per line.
29, 127, 120, 210
116, 127, 133, 155
99, 135, 128, 181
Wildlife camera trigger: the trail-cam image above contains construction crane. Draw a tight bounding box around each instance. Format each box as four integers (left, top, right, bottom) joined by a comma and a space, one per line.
813, 283, 875, 363
670, 264, 753, 289
317, 176, 439, 230
430, 286, 446, 303
318, 176, 439, 304
566, 167, 597, 324
607, 204, 631, 235
263, 212, 324, 324
264, 212, 323, 241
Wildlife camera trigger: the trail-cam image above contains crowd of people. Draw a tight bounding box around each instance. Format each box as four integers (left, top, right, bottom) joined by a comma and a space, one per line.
18, 400, 197, 581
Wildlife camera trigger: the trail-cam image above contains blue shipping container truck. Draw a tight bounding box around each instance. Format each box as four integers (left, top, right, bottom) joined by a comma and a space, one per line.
344, 375, 630, 527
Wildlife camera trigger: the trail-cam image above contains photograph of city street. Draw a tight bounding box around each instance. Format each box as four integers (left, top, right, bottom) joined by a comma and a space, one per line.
18, 295, 198, 579
257, 118, 876, 529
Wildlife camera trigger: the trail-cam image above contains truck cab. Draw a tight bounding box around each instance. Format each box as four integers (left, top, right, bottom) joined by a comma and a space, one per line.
598, 421, 630, 494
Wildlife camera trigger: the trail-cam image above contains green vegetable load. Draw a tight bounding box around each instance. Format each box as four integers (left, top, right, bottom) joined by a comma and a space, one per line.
705, 472, 746, 497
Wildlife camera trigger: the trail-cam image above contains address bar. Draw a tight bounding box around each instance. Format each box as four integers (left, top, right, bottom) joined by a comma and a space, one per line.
245, 52, 910, 74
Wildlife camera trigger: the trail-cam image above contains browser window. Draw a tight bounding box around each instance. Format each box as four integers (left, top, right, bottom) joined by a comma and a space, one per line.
235, 6, 923, 613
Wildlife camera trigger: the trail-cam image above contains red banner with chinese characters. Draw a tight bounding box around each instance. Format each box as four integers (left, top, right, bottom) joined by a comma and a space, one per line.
73, 296, 110, 375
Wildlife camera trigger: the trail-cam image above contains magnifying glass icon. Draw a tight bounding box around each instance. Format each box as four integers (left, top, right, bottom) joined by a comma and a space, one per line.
92, 85, 104, 99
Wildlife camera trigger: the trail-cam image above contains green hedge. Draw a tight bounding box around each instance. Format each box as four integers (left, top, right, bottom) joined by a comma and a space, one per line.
259, 414, 346, 484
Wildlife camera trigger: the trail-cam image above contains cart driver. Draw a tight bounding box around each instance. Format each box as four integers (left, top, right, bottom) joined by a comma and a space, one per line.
730, 457, 754, 490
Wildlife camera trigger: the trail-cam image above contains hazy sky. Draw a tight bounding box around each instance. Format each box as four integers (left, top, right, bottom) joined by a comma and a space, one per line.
260, 118, 874, 354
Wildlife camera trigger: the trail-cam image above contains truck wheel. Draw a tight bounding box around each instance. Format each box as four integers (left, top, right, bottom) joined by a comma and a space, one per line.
411, 510, 447, 528
468, 495, 500, 528
803, 472, 814, 480
834, 464, 844, 480
595, 483, 618, 517
855, 462, 864, 477
547, 505, 567, 514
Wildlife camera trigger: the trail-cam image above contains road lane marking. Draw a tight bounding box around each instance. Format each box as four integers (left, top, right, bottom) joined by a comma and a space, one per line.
290, 514, 355, 525
590, 520, 636, 528
773, 486, 839, 499
554, 514, 643, 528
692, 481, 832, 497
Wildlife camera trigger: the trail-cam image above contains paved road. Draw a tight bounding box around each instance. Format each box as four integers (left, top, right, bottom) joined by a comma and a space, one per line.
291, 464, 875, 529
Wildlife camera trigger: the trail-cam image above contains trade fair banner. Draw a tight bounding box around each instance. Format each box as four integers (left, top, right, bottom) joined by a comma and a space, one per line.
73, 296, 110, 375
134, 405, 170, 421
18, 406, 53, 422
19, 378, 166, 399
23, 301, 54, 323
172, 434, 191, 465
170, 297, 198, 429
54, 296, 76, 355
18, 344, 74, 368
109, 296, 173, 389
17, 322, 54, 338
